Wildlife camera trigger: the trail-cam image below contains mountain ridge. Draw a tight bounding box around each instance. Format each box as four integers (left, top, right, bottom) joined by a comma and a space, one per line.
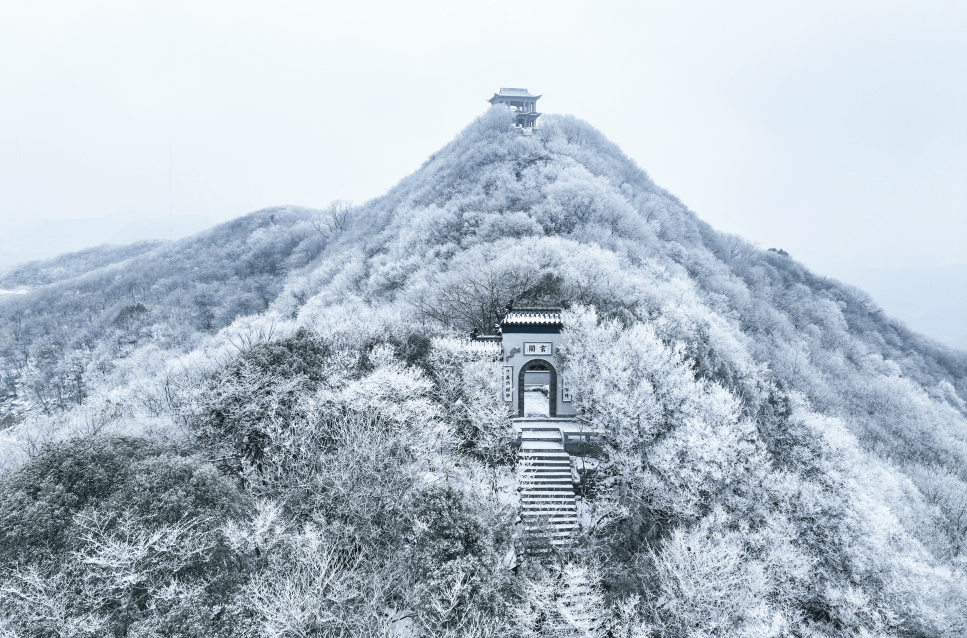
1, 106, 966, 636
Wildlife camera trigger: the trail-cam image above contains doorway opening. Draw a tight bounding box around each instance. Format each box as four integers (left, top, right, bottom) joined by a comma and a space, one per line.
518, 359, 557, 417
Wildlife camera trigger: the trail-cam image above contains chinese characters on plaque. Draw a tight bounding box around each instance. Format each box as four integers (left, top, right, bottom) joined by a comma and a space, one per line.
522, 342, 553, 356
502, 366, 513, 402
561, 375, 572, 402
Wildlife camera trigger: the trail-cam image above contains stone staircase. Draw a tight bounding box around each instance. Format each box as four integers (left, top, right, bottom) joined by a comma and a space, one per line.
517, 422, 579, 550
549, 567, 599, 637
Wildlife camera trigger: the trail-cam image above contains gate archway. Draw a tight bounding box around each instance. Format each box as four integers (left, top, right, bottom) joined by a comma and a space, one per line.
518, 358, 558, 418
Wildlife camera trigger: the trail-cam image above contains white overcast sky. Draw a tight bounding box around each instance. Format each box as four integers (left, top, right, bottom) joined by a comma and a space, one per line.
2, 0, 965, 277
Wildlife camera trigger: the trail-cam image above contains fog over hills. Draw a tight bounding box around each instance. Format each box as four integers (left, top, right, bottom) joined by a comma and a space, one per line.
838, 264, 967, 350
0, 209, 220, 271
1, 109, 965, 636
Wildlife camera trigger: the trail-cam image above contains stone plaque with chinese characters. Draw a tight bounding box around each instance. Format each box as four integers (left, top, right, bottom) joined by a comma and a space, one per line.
502, 366, 514, 402
523, 342, 553, 357
561, 375, 572, 402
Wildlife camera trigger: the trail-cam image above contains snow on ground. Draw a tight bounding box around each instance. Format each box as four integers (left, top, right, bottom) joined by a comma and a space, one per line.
523, 387, 550, 417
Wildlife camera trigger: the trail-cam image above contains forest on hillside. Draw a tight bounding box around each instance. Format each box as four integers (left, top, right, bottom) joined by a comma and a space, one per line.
1, 107, 966, 637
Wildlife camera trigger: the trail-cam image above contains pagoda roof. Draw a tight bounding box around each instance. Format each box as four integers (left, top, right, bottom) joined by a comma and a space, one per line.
499, 307, 562, 328
489, 88, 541, 102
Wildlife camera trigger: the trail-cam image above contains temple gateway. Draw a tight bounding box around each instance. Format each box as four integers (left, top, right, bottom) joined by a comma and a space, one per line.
487, 306, 575, 418
473, 303, 597, 551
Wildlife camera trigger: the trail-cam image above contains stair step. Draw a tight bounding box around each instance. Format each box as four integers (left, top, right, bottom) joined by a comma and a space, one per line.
520, 484, 575, 490
521, 493, 575, 498
519, 463, 571, 468
525, 465, 571, 469
522, 469, 572, 475
520, 451, 567, 457
519, 462, 572, 468
520, 452, 566, 457
521, 490, 576, 496
522, 491, 574, 496
522, 540, 575, 548
521, 491, 577, 498
521, 482, 573, 487
521, 472, 573, 478
522, 503, 577, 509
517, 449, 571, 462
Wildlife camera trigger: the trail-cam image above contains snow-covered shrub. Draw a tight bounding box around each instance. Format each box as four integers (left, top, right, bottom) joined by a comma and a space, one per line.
402, 483, 515, 632
194, 328, 336, 477
0, 436, 248, 638
559, 306, 767, 524
429, 337, 514, 464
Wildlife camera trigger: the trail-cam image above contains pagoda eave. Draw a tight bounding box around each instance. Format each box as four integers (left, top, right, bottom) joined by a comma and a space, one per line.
490, 95, 542, 104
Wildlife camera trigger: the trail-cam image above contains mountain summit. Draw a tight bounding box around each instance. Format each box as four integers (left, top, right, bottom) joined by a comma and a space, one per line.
1, 107, 965, 636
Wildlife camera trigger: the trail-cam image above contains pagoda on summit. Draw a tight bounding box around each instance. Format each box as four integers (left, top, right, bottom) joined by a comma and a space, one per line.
488, 88, 542, 130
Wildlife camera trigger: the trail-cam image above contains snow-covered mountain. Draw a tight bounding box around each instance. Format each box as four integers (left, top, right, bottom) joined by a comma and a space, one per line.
1, 107, 965, 636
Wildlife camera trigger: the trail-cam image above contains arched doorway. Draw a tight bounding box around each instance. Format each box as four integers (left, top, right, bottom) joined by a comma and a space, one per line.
518, 359, 558, 418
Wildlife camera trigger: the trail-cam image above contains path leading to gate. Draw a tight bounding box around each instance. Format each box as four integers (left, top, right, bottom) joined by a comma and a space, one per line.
516, 417, 583, 550
516, 417, 599, 634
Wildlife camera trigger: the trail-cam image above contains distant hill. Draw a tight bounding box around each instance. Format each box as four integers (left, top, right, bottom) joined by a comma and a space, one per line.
0, 240, 166, 288
0, 207, 321, 417
0, 210, 219, 271
837, 263, 967, 350
1, 108, 965, 636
